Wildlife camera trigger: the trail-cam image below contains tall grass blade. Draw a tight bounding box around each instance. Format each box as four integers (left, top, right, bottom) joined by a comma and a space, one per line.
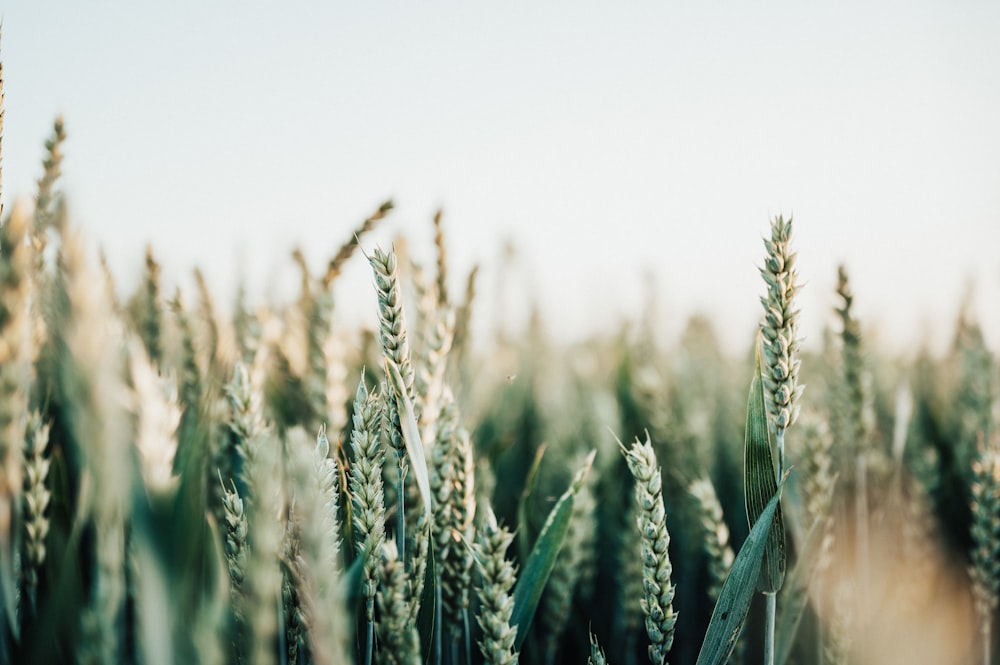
511, 450, 595, 650
517, 444, 547, 564
386, 357, 432, 517
695, 473, 789, 665
745, 347, 786, 593
418, 540, 438, 662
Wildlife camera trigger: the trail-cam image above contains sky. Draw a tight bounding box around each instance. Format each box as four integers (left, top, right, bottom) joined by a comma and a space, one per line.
2, 2, 999, 355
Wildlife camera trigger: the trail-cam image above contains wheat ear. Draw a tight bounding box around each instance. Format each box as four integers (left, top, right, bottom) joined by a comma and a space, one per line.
347, 375, 385, 665
21, 413, 51, 614
689, 477, 735, 604
759, 214, 802, 471
322, 199, 393, 288
474, 507, 519, 665
588, 630, 609, 665
622, 434, 676, 665
376, 540, 421, 665
0, 202, 30, 619
969, 435, 1000, 665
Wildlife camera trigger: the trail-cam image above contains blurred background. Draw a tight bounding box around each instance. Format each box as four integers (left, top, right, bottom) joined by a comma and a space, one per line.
2, 1, 998, 354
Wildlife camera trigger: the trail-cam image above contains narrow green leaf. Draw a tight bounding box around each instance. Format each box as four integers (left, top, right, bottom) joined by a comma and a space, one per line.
695, 473, 789, 665
0, 547, 18, 640
511, 450, 596, 650
417, 536, 438, 661
517, 444, 547, 565
385, 358, 432, 517
744, 346, 786, 593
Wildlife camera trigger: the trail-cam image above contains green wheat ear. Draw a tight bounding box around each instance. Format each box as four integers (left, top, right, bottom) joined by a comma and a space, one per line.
622, 434, 676, 665
689, 477, 735, 604
588, 629, 609, 665
758, 214, 803, 463
473, 508, 519, 665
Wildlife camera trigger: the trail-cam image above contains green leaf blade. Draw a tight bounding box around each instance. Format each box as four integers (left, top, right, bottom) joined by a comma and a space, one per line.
696, 474, 789, 665
385, 358, 432, 517
511, 450, 595, 650
744, 347, 786, 593
517, 444, 547, 565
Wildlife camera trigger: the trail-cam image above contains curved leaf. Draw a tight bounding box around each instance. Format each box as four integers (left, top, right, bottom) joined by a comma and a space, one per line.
517, 444, 547, 565
744, 346, 786, 593
511, 449, 595, 650
696, 472, 790, 665
385, 358, 432, 517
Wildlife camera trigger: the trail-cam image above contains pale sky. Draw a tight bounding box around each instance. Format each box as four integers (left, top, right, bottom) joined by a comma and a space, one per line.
2, 2, 999, 355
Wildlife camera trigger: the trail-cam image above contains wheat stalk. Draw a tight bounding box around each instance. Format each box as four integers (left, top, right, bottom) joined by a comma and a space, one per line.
622, 434, 676, 665
242, 431, 284, 665
689, 477, 735, 604
759, 214, 802, 471
348, 376, 385, 665
281, 426, 349, 665
432, 209, 449, 306
588, 630, 609, 665
415, 301, 455, 448
376, 540, 421, 665
451, 264, 479, 390
169, 289, 204, 429
130, 345, 181, 493
430, 388, 477, 659
21, 412, 50, 615
755, 217, 802, 663
370, 245, 416, 560
0, 201, 30, 621
56, 229, 131, 664
834, 264, 873, 654
955, 309, 995, 471
322, 199, 393, 288
969, 434, 1000, 664
193, 266, 234, 382
220, 474, 248, 607
474, 507, 519, 665
223, 362, 267, 494
137, 246, 163, 368
33, 116, 66, 243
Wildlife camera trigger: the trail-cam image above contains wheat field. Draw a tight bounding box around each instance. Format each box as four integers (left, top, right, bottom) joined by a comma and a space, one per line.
0, 48, 996, 665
